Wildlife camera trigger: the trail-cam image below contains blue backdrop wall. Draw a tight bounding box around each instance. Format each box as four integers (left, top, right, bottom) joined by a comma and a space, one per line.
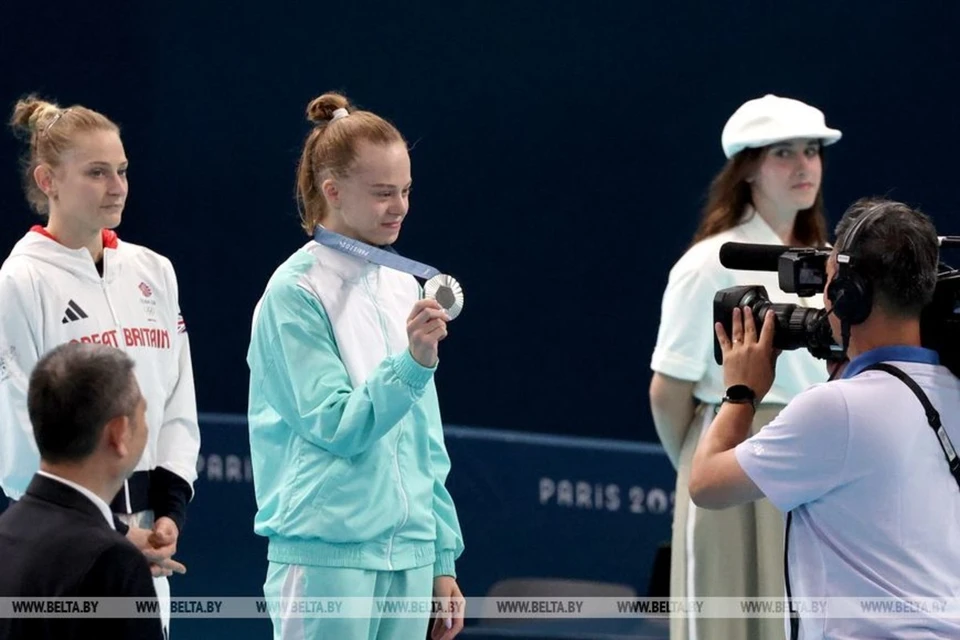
2, 1, 959, 442
3, 4, 960, 639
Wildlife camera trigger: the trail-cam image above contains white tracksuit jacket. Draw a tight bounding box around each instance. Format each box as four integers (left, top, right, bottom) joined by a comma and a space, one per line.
0, 226, 200, 523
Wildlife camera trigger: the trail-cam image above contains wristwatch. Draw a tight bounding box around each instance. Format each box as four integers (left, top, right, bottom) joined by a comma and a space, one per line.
721, 384, 757, 412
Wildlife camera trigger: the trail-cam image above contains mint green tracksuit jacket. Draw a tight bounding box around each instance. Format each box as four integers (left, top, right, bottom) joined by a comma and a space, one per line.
246, 240, 464, 579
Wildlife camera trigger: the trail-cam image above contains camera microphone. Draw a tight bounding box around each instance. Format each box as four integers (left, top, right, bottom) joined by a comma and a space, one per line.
719, 242, 790, 271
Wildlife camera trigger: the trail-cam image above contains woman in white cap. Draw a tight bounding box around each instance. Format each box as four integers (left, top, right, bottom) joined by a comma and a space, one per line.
649, 94, 841, 640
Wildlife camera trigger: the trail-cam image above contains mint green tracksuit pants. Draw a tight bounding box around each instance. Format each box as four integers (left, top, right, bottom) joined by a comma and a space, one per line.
264, 562, 434, 640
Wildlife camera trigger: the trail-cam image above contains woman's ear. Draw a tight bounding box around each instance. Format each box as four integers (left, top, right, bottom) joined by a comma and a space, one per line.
34, 164, 57, 199
321, 178, 341, 209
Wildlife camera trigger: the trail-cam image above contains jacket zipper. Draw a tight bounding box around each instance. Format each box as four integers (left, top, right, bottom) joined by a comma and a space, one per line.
100, 253, 131, 513
364, 272, 410, 570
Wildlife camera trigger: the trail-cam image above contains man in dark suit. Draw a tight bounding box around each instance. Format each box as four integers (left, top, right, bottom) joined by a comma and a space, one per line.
0, 342, 165, 639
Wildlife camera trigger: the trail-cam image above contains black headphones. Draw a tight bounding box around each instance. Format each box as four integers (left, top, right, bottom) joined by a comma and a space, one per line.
826, 205, 885, 325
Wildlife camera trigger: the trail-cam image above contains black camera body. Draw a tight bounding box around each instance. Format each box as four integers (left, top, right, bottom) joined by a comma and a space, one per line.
919, 268, 960, 378
713, 246, 840, 366
713, 242, 960, 379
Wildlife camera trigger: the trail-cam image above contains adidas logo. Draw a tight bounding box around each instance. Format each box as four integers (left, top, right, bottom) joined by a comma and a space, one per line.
61, 300, 89, 324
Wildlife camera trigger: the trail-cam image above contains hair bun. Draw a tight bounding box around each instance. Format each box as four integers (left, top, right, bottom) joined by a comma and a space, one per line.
306, 93, 350, 124
10, 96, 61, 136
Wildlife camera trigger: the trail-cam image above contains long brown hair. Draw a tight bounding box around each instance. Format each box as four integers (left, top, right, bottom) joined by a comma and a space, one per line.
691, 146, 828, 247
295, 92, 406, 235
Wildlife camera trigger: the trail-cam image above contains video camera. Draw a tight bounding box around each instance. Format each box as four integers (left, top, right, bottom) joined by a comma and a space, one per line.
712, 240, 960, 378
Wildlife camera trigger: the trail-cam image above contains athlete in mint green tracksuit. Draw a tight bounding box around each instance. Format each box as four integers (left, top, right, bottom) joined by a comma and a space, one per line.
247, 91, 465, 640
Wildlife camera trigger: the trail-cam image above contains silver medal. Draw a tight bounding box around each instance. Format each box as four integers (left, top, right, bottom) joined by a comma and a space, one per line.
424, 274, 464, 320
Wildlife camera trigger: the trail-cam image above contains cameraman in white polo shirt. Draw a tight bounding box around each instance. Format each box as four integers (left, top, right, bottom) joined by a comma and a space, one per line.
690, 197, 960, 640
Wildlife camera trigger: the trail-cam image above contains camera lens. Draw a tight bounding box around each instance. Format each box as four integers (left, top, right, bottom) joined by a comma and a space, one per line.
713, 285, 839, 363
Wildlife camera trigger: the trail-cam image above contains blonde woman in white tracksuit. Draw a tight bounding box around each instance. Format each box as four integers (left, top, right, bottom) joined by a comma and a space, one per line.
0, 95, 200, 637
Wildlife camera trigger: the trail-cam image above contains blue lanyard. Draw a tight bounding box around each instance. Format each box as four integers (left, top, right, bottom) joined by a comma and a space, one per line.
313, 226, 440, 280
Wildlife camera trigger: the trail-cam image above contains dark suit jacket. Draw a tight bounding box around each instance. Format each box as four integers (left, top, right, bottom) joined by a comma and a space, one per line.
0, 474, 164, 640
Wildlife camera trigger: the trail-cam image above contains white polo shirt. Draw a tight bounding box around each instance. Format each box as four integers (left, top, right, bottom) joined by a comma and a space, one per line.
651, 210, 828, 404
736, 346, 960, 639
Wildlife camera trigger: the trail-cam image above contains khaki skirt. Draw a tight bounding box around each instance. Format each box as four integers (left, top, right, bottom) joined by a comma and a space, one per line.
669, 403, 787, 640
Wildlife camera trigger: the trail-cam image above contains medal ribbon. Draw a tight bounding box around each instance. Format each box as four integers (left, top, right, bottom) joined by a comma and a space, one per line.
313, 226, 441, 280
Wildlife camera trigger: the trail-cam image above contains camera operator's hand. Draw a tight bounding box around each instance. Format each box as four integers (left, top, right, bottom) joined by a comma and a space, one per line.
715, 306, 779, 400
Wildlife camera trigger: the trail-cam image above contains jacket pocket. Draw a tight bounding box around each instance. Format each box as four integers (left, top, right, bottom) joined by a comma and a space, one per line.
309, 437, 405, 542
285, 438, 350, 519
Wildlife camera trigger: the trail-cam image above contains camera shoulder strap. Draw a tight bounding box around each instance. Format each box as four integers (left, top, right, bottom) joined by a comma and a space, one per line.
784, 510, 800, 640
863, 362, 960, 490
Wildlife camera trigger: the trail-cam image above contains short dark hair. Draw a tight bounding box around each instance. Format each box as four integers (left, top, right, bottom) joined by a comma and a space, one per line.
28, 342, 140, 463
835, 197, 939, 317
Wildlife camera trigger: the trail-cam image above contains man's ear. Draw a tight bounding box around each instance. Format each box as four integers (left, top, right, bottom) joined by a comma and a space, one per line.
103, 414, 132, 458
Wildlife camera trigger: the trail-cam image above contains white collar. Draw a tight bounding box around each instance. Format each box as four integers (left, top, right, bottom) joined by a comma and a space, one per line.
37, 470, 115, 530
738, 207, 787, 245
